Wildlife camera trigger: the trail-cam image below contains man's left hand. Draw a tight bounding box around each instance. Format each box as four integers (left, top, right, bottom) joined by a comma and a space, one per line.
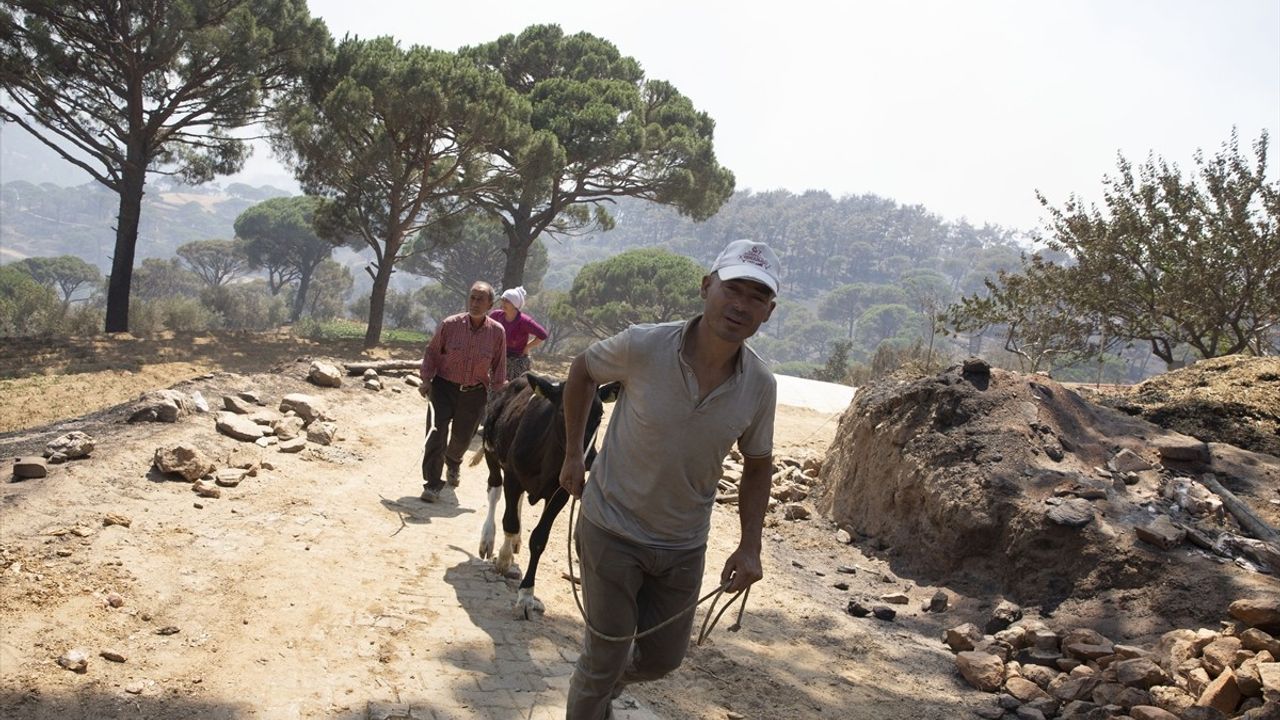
720, 546, 763, 593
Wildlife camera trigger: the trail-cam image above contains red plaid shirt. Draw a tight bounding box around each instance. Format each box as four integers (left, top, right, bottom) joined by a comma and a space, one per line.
420, 313, 507, 391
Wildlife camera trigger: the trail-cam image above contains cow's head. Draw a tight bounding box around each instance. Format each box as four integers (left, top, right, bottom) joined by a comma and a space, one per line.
527, 374, 621, 466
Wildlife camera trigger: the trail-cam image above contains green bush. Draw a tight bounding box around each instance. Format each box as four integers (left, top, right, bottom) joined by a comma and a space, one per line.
0, 265, 62, 336
202, 283, 288, 331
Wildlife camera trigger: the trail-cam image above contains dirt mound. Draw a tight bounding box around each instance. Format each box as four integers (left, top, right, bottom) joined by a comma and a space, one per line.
816, 361, 1280, 637
1100, 355, 1280, 458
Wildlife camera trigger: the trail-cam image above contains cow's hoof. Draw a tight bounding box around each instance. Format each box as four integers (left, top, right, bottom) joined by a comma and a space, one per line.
479, 540, 493, 559
515, 588, 545, 620
502, 564, 522, 580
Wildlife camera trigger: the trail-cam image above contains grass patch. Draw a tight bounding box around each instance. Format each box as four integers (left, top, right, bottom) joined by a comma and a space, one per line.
298, 319, 429, 344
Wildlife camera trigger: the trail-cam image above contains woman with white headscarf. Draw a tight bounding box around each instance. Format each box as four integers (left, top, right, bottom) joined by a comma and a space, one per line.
490, 286, 549, 382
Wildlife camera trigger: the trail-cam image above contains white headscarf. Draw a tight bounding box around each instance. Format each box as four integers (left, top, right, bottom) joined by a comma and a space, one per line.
500, 286, 527, 310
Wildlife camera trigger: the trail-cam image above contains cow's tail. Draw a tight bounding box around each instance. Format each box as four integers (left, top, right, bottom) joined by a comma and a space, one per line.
468, 448, 485, 467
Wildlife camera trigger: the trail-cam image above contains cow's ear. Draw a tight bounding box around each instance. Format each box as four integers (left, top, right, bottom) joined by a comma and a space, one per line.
528, 374, 560, 400
597, 382, 622, 404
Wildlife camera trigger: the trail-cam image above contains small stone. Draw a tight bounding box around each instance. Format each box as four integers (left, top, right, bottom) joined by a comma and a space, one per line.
847, 601, 870, 618
872, 606, 897, 621
100, 650, 126, 663
125, 681, 144, 694
836, 565, 857, 575
12, 456, 48, 479
156, 626, 180, 636
880, 593, 910, 605
103, 513, 132, 528
192, 480, 221, 498
57, 649, 89, 672
833, 582, 849, 591
835, 529, 852, 544
105, 592, 124, 608
928, 590, 949, 613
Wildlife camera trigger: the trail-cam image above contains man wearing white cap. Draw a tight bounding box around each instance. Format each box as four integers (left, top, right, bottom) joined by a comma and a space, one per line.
490, 286, 549, 382
558, 239, 780, 719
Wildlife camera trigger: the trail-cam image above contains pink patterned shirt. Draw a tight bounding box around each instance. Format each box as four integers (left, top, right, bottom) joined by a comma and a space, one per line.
420, 313, 507, 391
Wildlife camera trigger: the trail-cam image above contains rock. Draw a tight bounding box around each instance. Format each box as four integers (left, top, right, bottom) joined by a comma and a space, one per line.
987, 600, 1024, 634
963, 357, 991, 376
363, 377, 382, 391
1020, 664, 1058, 690
279, 394, 328, 425
44, 431, 94, 461
105, 591, 124, 608
929, 590, 949, 613
1007, 676, 1051, 702
1015, 707, 1045, 720
1064, 642, 1114, 661
1180, 707, 1229, 720
255, 436, 278, 448
237, 390, 263, 405
248, 408, 283, 427
1260, 662, 1280, 701
1237, 653, 1274, 697
1153, 435, 1211, 463
57, 648, 89, 672
1053, 676, 1101, 703
945, 623, 984, 652
99, 650, 126, 663
1195, 666, 1242, 715
190, 391, 210, 413
1109, 448, 1153, 473
404, 375, 422, 387
782, 503, 810, 521
1241, 629, 1280, 658
1232, 598, 1280, 630
871, 605, 896, 621
12, 456, 48, 479
1136, 516, 1186, 551
153, 445, 216, 481
847, 600, 870, 618
880, 592, 910, 605
222, 395, 256, 414
1047, 498, 1095, 528
1148, 685, 1195, 715
1201, 636, 1242, 676
103, 513, 131, 528
957, 651, 1006, 692
124, 681, 145, 694
1114, 658, 1170, 689
216, 411, 266, 441
214, 469, 247, 487
127, 389, 191, 423
272, 415, 304, 438
1129, 707, 1179, 720
278, 436, 307, 453
835, 528, 852, 544
306, 421, 337, 446
308, 360, 342, 387
192, 480, 221, 498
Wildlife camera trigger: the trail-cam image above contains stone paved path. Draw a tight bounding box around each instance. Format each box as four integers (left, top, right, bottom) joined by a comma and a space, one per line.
356, 412, 662, 720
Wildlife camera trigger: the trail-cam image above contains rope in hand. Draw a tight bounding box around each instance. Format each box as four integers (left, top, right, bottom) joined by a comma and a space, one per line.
565, 492, 750, 646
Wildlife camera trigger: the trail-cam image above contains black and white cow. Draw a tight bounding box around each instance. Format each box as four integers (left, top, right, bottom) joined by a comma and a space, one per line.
476, 373, 620, 618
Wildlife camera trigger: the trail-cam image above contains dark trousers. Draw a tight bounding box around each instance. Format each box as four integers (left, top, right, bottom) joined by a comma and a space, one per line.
565, 518, 706, 720
421, 377, 487, 489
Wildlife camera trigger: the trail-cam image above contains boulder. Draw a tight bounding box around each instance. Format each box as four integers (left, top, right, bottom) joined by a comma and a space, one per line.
1232, 599, 1280, 630
127, 389, 190, 423
12, 456, 48, 479
306, 421, 337, 446
216, 412, 266, 442
1136, 516, 1186, 551
222, 395, 256, 414
956, 651, 1005, 692
1195, 667, 1241, 714
945, 623, 984, 652
279, 394, 328, 425
1114, 658, 1171, 689
44, 431, 94, 462
308, 361, 342, 387
1047, 498, 1095, 528
153, 445, 215, 481
1153, 435, 1211, 463
273, 415, 305, 440
1130, 707, 1179, 720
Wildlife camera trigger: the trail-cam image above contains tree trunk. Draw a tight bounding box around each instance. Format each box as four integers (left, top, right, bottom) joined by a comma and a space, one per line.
104, 165, 146, 333
364, 258, 394, 349
291, 268, 312, 323
501, 220, 534, 290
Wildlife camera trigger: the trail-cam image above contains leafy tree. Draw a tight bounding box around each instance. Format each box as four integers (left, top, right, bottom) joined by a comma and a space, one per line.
0, 264, 60, 335
567, 248, 703, 339
819, 283, 874, 339
177, 239, 248, 288
1036, 129, 1280, 363
271, 35, 529, 348
783, 319, 844, 363
855, 304, 918, 348
0, 0, 329, 332
301, 259, 353, 321
461, 24, 735, 289
234, 195, 337, 321
402, 211, 548, 296
129, 258, 201, 302
947, 256, 1098, 372
816, 339, 853, 384
12, 255, 99, 310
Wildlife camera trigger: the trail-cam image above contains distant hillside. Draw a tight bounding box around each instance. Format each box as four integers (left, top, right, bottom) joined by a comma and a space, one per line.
0, 180, 292, 272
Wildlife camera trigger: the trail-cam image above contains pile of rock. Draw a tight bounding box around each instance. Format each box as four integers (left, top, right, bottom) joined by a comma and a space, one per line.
212, 391, 337, 452
717, 451, 822, 521
152, 444, 274, 500
10, 431, 97, 480
949, 598, 1280, 719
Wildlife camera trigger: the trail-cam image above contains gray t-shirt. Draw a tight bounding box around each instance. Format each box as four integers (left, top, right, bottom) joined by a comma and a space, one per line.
581, 317, 776, 549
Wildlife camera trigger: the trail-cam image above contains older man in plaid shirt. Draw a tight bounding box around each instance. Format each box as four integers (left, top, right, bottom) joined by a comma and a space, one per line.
418, 281, 507, 503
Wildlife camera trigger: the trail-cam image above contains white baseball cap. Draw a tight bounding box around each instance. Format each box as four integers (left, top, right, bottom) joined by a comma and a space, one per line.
710, 239, 780, 296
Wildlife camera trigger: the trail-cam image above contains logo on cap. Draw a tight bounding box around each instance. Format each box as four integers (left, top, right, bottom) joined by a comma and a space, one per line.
739, 246, 771, 270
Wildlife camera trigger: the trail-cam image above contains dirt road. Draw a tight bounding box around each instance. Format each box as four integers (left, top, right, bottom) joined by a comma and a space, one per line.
1, 360, 984, 719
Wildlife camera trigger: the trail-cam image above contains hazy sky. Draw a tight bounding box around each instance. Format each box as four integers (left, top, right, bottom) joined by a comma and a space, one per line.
16, 0, 1280, 232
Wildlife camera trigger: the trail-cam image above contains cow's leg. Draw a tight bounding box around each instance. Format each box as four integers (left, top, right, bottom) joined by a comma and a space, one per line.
515, 489, 570, 620
494, 478, 524, 576
478, 451, 504, 559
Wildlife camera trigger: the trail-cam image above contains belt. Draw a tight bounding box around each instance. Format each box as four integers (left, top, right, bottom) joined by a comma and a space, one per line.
437, 378, 486, 392
507, 352, 527, 359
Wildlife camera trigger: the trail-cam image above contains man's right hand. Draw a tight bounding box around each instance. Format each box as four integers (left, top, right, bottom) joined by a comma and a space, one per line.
559, 454, 586, 499
418, 382, 431, 399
